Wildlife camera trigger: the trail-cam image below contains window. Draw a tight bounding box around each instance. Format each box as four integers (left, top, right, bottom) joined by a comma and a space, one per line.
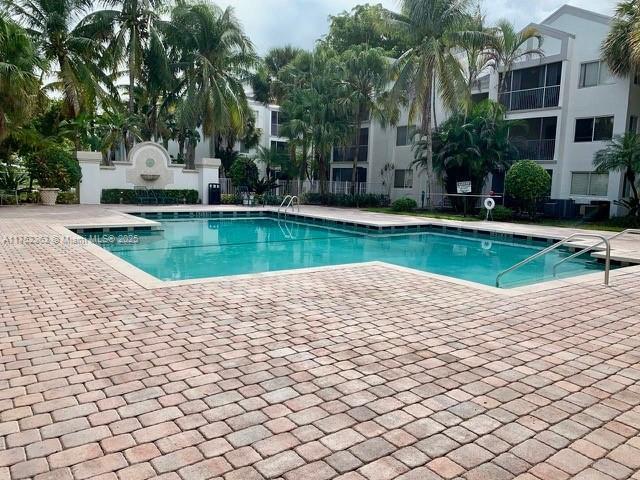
579, 61, 614, 88
394, 169, 413, 189
570, 172, 609, 196
629, 115, 638, 134
574, 116, 614, 142
270, 110, 281, 136
270, 140, 288, 155
332, 128, 369, 162
396, 126, 411, 146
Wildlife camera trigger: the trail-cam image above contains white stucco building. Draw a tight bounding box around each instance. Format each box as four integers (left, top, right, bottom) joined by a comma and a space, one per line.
327, 5, 639, 215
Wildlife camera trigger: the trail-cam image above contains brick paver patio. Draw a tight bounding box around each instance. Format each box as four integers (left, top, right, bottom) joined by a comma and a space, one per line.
1, 206, 640, 479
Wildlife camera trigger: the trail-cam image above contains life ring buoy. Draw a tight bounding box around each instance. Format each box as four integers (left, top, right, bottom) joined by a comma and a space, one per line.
484, 197, 496, 210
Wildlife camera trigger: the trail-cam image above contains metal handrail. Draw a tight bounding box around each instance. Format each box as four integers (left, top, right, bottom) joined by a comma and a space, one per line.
284, 195, 300, 215
496, 233, 611, 288
277, 195, 292, 216
552, 229, 640, 276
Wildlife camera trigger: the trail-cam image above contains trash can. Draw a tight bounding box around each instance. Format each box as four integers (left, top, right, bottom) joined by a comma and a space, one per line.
208, 183, 221, 205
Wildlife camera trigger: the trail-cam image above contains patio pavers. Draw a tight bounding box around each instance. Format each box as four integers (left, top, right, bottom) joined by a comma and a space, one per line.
0, 205, 640, 480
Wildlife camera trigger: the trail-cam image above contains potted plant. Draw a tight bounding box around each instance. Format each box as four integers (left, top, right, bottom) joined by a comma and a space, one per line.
29, 144, 82, 205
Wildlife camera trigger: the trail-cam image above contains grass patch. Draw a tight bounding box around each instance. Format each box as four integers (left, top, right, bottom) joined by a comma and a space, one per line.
364, 208, 635, 232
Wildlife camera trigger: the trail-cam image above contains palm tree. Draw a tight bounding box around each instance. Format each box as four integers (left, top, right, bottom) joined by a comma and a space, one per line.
458, 9, 493, 111
388, 0, 477, 206
602, 0, 640, 76
166, 1, 256, 159
0, 14, 41, 141
594, 133, 640, 216
6, 0, 113, 120
338, 46, 396, 185
485, 20, 544, 93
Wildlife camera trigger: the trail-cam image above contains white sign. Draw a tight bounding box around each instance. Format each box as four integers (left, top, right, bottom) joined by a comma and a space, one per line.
456, 181, 472, 194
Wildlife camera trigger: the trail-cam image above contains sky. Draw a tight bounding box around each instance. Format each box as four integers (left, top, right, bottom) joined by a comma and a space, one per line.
214, 0, 618, 55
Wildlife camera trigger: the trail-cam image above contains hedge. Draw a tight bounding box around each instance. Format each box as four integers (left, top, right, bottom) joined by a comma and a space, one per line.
101, 189, 199, 204
302, 193, 390, 208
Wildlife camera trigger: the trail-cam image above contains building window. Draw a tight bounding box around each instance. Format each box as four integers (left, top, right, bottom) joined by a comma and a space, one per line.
270, 140, 288, 155
574, 116, 614, 142
570, 172, 609, 196
394, 169, 413, 189
332, 128, 369, 162
270, 110, 281, 136
629, 115, 638, 133
579, 61, 614, 88
396, 126, 415, 146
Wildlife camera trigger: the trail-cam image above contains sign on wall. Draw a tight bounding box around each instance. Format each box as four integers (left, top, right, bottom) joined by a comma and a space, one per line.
456, 181, 472, 194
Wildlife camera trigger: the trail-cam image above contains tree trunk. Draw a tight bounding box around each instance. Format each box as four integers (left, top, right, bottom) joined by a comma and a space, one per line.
127, 30, 136, 152
351, 115, 361, 190
421, 66, 435, 208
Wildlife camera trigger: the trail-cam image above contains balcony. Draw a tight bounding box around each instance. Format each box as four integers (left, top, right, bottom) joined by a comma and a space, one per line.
499, 85, 560, 112
513, 139, 556, 161
332, 146, 369, 163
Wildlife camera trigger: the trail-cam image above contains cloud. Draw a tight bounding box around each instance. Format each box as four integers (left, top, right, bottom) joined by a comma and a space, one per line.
215, 0, 617, 55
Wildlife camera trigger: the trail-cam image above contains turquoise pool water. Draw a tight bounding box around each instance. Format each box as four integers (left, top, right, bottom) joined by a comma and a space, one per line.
86, 217, 607, 288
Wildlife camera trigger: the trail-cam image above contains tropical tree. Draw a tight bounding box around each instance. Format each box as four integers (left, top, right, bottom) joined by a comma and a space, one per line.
594, 133, 640, 216
166, 1, 256, 159
602, 0, 640, 76
0, 14, 41, 142
414, 100, 517, 212
485, 20, 544, 92
6, 0, 113, 120
458, 9, 493, 110
337, 46, 395, 184
388, 0, 477, 205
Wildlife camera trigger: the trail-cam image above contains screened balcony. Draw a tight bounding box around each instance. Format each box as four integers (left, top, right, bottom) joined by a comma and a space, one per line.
499, 62, 562, 112
510, 117, 557, 161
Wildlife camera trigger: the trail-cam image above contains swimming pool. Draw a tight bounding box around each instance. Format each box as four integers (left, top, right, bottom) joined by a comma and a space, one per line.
83, 216, 609, 288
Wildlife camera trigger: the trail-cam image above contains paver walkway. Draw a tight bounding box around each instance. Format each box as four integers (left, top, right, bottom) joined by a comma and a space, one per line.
1, 205, 639, 480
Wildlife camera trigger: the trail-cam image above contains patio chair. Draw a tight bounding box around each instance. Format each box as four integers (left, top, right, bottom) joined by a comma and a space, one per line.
134, 186, 157, 205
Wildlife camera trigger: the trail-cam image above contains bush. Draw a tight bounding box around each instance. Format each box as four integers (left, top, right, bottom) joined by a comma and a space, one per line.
478, 205, 513, 221
505, 160, 551, 218
221, 193, 241, 204
228, 157, 258, 188
302, 193, 390, 208
29, 144, 81, 190
391, 197, 417, 212
56, 191, 78, 204
100, 189, 199, 204
254, 193, 283, 206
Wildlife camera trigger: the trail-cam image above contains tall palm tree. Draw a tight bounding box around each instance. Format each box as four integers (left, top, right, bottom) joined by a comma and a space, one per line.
594, 133, 640, 216
0, 14, 41, 141
458, 9, 493, 111
388, 0, 476, 205
602, 0, 640, 76
338, 46, 396, 184
166, 1, 256, 159
6, 0, 113, 120
485, 20, 544, 93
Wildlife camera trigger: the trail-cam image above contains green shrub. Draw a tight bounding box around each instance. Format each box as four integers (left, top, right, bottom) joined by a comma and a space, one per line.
478, 205, 513, 221
56, 191, 78, 204
100, 189, 199, 204
29, 144, 81, 190
221, 193, 241, 204
228, 157, 258, 188
391, 197, 417, 212
254, 193, 283, 206
302, 193, 390, 208
505, 160, 551, 218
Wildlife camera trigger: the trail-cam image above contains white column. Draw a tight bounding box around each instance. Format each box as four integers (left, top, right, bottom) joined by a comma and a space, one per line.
197, 158, 221, 204
77, 152, 102, 204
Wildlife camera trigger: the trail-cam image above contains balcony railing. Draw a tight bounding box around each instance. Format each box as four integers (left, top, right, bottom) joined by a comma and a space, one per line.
499, 85, 560, 111
512, 139, 556, 161
332, 146, 369, 163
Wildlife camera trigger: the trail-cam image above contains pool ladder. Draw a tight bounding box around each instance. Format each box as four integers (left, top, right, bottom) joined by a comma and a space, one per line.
277, 195, 300, 216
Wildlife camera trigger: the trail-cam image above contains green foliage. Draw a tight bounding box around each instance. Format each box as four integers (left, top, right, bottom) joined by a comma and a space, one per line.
391, 197, 417, 212
419, 100, 516, 211
253, 193, 283, 206
253, 177, 278, 195
325, 4, 409, 57
100, 189, 199, 204
593, 133, 640, 216
302, 192, 390, 208
27, 144, 81, 190
478, 205, 513, 221
505, 160, 551, 218
0, 164, 28, 192
228, 157, 259, 188
221, 193, 241, 205
56, 191, 79, 204
602, 0, 640, 76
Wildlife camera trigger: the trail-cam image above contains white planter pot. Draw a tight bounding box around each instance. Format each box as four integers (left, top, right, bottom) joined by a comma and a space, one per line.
40, 188, 60, 206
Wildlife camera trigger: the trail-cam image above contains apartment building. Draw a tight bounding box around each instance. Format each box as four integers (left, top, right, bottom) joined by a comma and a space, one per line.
333, 5, 640, 215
